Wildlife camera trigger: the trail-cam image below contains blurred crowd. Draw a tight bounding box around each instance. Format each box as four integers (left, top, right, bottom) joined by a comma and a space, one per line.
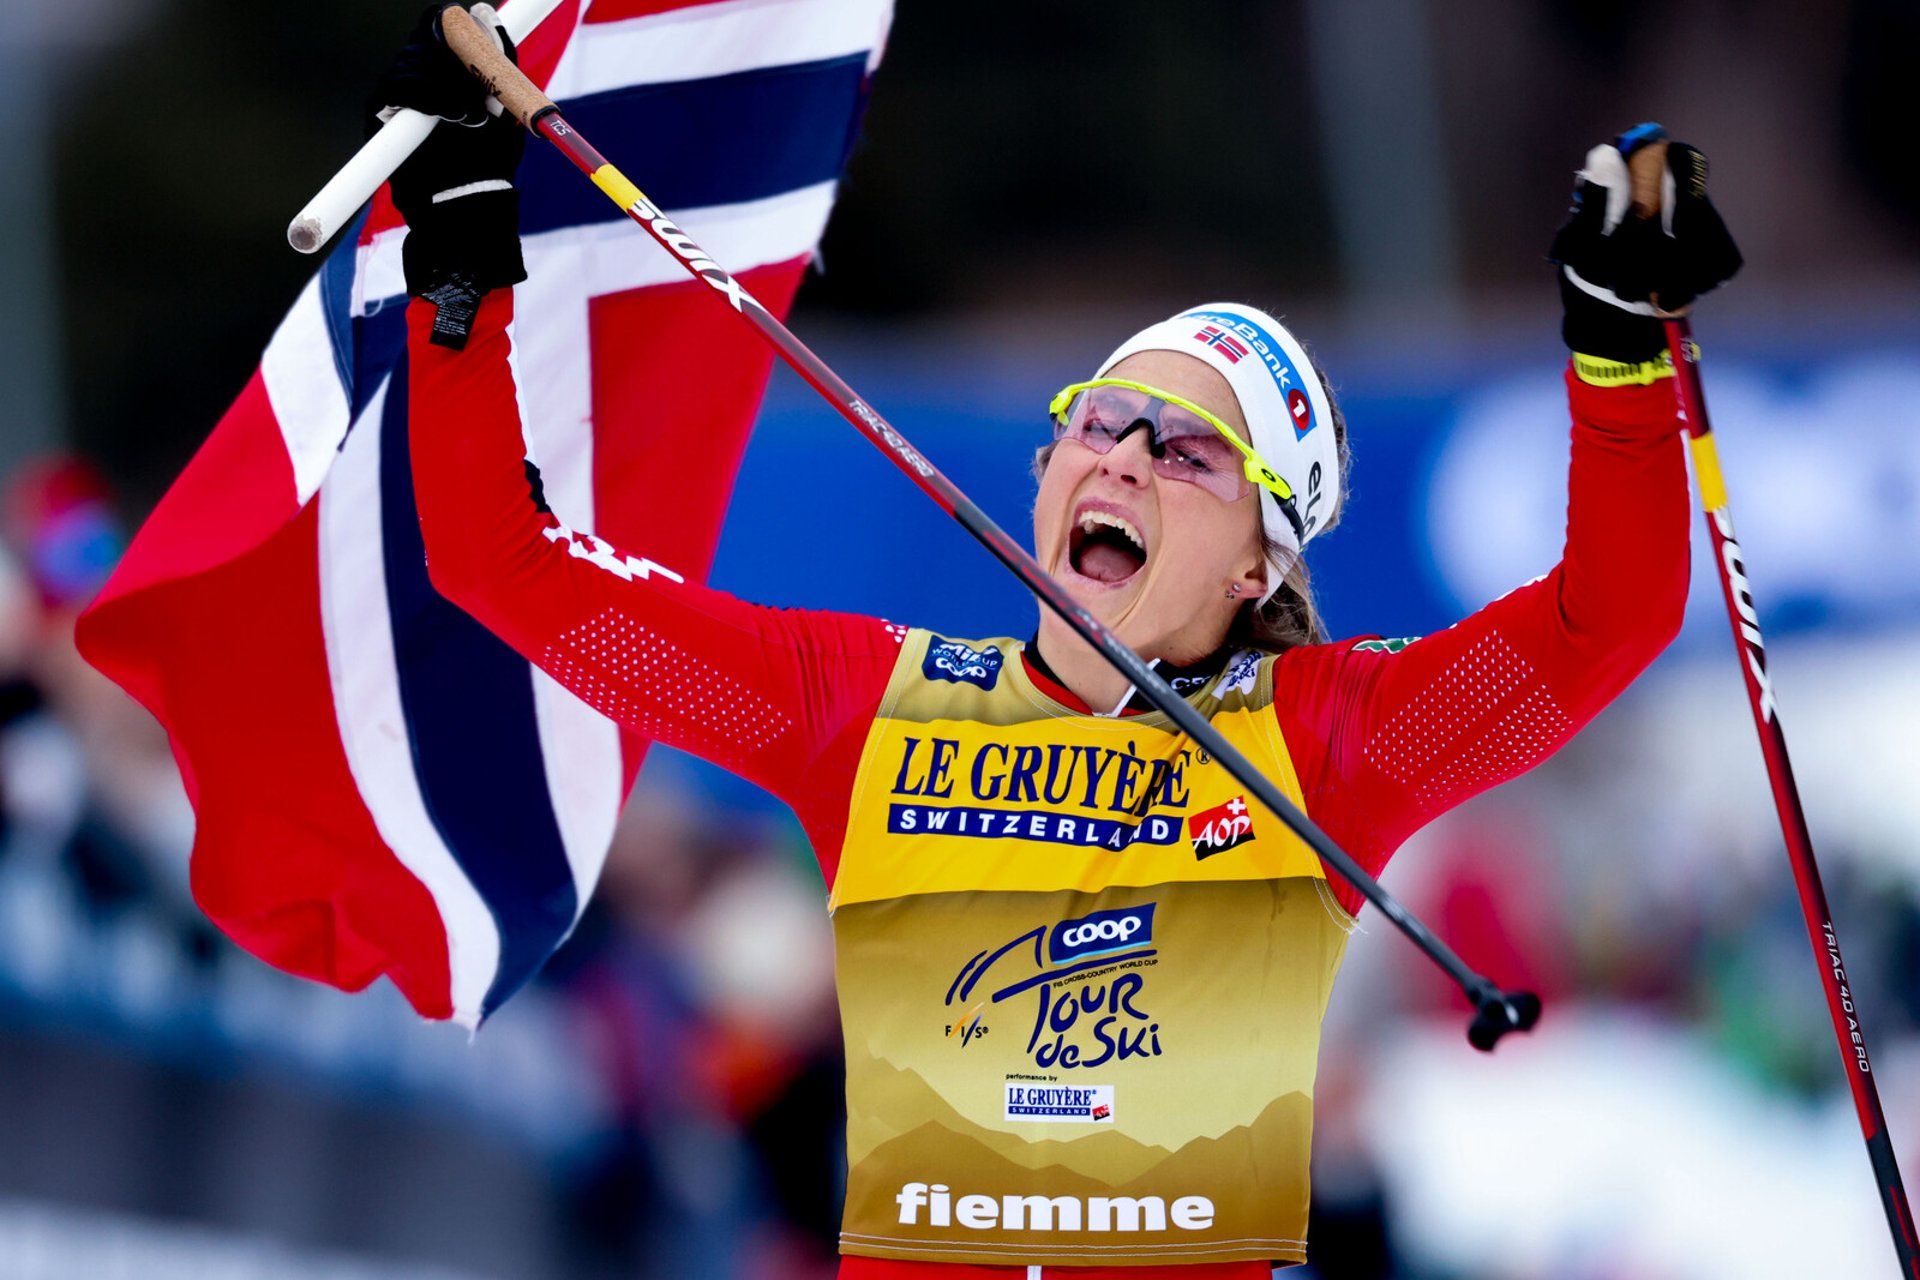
0, 452, 845, 1279
0, 449, 1914, 1280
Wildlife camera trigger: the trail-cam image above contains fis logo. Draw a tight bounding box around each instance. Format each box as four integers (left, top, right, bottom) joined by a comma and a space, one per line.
1189, 795, 1255, 859
1048, 904, 1157, 964
923, 638, 1004, 691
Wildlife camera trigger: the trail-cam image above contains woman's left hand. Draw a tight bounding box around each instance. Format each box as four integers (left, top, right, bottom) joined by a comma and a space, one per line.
1549, 124, 1743, 363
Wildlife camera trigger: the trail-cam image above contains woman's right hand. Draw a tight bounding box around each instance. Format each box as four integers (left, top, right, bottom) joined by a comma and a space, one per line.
370, 3, 528, 322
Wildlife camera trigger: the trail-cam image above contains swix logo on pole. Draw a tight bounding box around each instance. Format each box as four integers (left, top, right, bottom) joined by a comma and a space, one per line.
626, 191, 764, 316
1712, 507, 1777, 723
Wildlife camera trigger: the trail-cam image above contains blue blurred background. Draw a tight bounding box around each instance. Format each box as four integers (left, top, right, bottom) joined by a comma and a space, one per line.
2, 0, 1917, 1277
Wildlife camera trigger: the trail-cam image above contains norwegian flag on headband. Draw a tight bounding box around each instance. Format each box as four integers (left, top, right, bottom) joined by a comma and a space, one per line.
76, 0, 894, 1026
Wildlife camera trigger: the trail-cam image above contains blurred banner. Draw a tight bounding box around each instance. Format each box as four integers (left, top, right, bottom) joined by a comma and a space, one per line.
713, 328, 1920, 650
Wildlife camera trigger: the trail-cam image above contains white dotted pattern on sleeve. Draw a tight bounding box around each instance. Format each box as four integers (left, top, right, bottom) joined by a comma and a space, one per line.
1361, 631, 1571, 812
540, 609, 793, 768
1410, 687, 1571, 811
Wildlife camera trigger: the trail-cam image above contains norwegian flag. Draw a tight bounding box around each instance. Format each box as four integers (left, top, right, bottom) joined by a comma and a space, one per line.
1194, 324, 1249, 363
75, 0, 893, 1026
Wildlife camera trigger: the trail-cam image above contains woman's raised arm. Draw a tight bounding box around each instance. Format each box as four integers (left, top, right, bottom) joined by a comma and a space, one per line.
407, 290, 901, 866
1277, 129, 1740, 914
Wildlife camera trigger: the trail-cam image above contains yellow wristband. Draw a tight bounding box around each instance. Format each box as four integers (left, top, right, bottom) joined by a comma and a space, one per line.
1570, 349, 1679, 386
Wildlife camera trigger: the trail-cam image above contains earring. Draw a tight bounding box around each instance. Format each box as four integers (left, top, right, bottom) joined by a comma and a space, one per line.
1225, 584, 1241, 600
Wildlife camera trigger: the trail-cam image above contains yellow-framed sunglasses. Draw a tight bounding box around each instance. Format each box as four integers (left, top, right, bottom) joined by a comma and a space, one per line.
1048, 378, 1305, 543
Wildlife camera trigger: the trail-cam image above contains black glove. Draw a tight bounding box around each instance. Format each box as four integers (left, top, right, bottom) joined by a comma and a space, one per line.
369, 2, 527, 345
1549, 124, 1742, 366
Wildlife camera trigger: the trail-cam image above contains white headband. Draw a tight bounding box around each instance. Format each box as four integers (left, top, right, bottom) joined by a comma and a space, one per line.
1095, 303, 1341, 601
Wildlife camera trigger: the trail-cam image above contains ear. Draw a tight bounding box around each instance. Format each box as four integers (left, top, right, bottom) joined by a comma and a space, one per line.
1229, 553, 1270, 603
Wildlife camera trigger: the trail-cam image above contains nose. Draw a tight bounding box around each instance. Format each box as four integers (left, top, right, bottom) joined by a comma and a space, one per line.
1097, 424, 1155, 487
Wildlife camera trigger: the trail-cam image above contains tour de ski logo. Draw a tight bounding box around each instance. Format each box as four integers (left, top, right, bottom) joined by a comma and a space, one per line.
1188, 795, 1255, 859
944, 904, 1162, 1072
922, 637, 1004, 690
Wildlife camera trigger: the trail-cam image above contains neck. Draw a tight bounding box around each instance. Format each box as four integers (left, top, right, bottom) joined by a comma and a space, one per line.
1031, 615, 1236, 714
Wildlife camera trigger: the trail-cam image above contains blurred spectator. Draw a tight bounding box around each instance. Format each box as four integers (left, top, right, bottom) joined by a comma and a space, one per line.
0, 455, 208, 993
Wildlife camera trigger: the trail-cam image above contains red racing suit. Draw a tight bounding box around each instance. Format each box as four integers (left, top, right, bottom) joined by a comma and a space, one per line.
408, 292, 1689, 1277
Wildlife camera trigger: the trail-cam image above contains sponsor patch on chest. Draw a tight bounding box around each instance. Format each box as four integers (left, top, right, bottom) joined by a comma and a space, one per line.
1188, 795, 1256, 859
923, 637, 1004, 690
1004, 1080, 1115, 1123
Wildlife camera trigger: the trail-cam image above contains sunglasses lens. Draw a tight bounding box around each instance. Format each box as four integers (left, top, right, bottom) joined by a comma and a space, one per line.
1060, 386, 1151, 447
1151, 415, 1247, 499
1054, 383, 1252, 501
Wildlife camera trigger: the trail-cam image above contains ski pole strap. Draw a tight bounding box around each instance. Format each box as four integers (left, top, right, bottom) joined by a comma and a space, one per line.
1569, 345, 1695, 387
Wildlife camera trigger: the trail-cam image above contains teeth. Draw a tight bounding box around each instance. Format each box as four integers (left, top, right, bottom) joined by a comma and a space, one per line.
1078, 510, 1144, 552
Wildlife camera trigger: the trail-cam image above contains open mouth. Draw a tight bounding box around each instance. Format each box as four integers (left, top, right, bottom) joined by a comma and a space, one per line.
1068, 509, 1147, 585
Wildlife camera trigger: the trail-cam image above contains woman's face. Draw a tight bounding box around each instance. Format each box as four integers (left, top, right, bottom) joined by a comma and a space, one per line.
1034, 349, 1269, 663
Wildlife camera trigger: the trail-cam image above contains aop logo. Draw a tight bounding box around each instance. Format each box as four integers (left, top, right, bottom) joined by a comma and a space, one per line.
1188, 795, 1255, 859
1049, 904, 1158, 964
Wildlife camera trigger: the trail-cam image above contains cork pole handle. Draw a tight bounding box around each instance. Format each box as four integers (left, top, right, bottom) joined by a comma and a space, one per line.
1626, 138, 1691, 316
1628, 139, 1668, 220
440, 4, 556, 128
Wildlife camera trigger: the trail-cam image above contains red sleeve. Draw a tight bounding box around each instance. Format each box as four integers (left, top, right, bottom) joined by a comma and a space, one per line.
1274, 368, 1690, 916
406, 290, 897, 883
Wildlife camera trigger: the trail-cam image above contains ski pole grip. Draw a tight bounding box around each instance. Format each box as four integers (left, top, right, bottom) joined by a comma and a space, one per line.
440, 5, 555, 128
1628, 140, 1668, 219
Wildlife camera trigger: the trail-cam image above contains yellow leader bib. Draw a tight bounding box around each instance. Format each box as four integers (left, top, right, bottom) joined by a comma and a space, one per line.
831, 631, 1354, 1269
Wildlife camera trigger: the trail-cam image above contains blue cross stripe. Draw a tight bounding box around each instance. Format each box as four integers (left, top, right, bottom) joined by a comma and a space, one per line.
379, 355, 580, 1018
518, 53, 873, 237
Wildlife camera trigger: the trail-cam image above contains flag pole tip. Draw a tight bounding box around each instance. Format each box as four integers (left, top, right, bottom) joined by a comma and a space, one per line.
288, 217, 325, 255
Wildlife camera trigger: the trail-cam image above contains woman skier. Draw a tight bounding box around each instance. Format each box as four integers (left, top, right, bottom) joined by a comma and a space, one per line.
378, 7, 1739, 1274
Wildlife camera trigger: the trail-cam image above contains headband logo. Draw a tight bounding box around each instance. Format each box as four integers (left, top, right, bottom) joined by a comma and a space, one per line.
1183, 310, 1322, 442
1287, 388, 1313, 438
1193, 325, 1249, 364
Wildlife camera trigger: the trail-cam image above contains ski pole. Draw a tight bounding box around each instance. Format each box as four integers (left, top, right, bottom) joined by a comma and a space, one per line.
286, 0, 565, 254
1666, 320, 1919, 1276
437, 4, 1541, 1051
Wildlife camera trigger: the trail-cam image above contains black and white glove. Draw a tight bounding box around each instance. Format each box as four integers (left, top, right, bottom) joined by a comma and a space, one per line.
369, 2, 527, 346
1550, 123, 1742, 372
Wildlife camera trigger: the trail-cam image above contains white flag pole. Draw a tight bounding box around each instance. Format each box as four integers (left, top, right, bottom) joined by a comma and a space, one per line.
287, 0, 566, 254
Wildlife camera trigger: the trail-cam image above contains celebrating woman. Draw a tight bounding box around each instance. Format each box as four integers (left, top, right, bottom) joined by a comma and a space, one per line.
379, 7, 1737, 1275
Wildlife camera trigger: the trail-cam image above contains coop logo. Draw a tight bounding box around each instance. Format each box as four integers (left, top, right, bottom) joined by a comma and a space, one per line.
1049, 904, 1158, 964
1188, 795, 1255, 859
1004, 1081, 1115, 1123
923, 637, 1004, 690
894, 1184, 1216, 1232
